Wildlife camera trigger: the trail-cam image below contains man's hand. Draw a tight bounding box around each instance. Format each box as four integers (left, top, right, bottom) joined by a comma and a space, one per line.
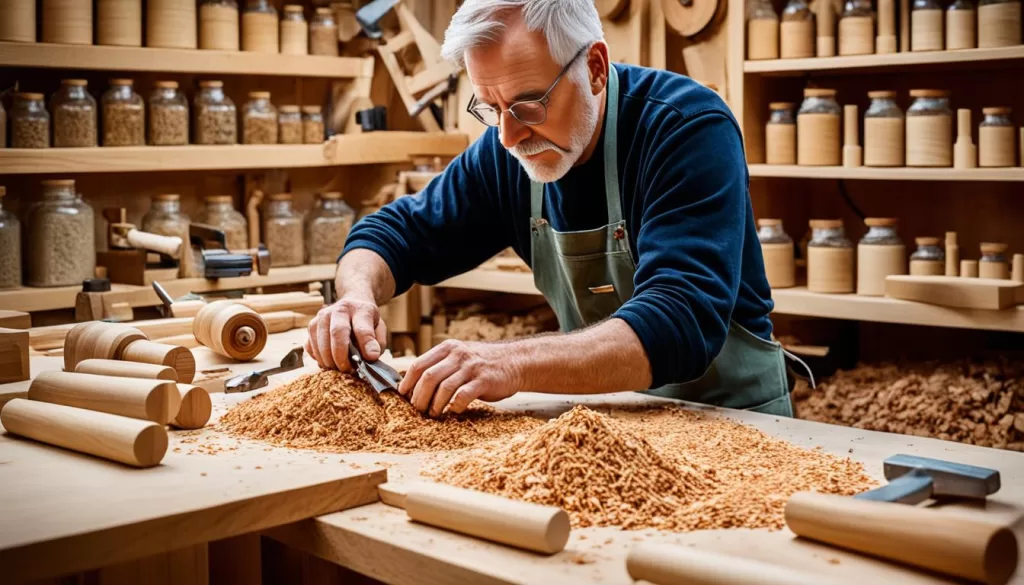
305, 296, 388, 371
399, 339, 526, 417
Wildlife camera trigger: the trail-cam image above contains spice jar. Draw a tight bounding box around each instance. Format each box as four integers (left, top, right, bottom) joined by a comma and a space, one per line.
0, 187, 21, 290
242, 0, 279, 53
147, 0, 197, 49
765, 103, 797, 165
306, 192, 354, 265
310, 7, 340, 56
11, 93, 50, 149
807, 219, 854, 294
856, 218, 906, 296
200, 0, 240, 51
979, 0, 1022, 47
42, 0, 92, 45
263, 193, 304, 267
194, 81, 237, 145
757, 219, 795, 288
839, 0, 875, 55
26, 179, 96, 287
906, 89, 952, 167
979, 243, 1010, 279
911, 0, 945, 51
797, 88, 841, 166
242, 92, 278, 144
149, 81, 189, 146
1, 0, 36, 43
279, 105, 303, 144
102, 79, 145, 147
51, 79, 97, 148
198, 195, 248, 250
302, 106, 325, 144
979, 107, 1015, 167
910, 237, 945, 275
946, 0, 977, 49
864, 90, 904, 167
97, 0, 142, 46
781, 0, 815, 58
280, 5, 308, 55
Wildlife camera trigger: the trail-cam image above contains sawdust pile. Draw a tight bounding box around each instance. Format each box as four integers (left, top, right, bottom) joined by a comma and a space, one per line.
428, 405, 875, 531
794, 359, 1024, 450
219, 371, 542, 453
446, 304, 557, 342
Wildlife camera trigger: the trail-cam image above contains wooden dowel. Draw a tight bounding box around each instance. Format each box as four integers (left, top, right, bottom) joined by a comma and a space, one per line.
961, 259, 979, 277
900, 0, 910, 51
946, 231, 960, 277
954, 109, 978, 169
121, 340, 197, 384
63, 322, 147, 371
75, 359, 177, 381
1012, 253, 1024, 282
817, 0, 836, 56
843, 104, 863, 168
626, 542, 829, 585
877, 0, 897, 52
171, 384, 212, 429
28, 371, 181, 425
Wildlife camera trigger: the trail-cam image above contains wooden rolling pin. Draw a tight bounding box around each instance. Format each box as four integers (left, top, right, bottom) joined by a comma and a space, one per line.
75, 359, 177, 381
121, 339, 196, 383
63, 322, 146, 371
193, 301, 268, 361
378, 482, 570, 554
1, 399, 168, 468
785, 492, 1018, 585
28, 371, 181, 425
626, 542, 831, 585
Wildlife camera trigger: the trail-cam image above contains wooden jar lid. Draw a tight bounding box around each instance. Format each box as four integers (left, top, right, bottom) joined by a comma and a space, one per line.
316, 7, 334, 15
980, 242, 1008, 254
865, 217, 899, 227
982, 107, 1011, 115
249, 91, 271, 99
199, 80, 224, 88
320, 191, 342, 200
154, 193, 180, 201
909, 89, 950, 98
41, 179, 76, 187
803, 88, 837, 98
809, 219, 843, 229
269, 193, 293, 201
61, 79, 88, 86
283, 4, 304, 12
206, 195, 232, 203
757, 218, 782, 227
17, 92, 44, 100
768, 102, 796, 110
868, 90, 896, 99
916, 237, 940, 246
279, 105, 300, 113
110, 78, 134, 86
155, 81, 179, 89
302, 105, 322, 114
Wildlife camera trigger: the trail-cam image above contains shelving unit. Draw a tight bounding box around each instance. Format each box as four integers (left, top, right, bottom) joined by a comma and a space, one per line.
748, 164, 1024, 181
744, 45, 1024, 74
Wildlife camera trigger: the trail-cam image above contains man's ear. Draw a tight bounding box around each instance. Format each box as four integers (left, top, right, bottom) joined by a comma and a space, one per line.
587, 41, 610, 96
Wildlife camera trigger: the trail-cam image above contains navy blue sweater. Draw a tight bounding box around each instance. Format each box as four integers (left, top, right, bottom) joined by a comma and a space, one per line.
345, 63, 774, 389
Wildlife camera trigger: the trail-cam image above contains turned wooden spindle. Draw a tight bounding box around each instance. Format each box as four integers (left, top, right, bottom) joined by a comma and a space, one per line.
193, 300, 268, 361
946, 231, 960, 277
843, 105, 863, 167
953, 109, 978, 169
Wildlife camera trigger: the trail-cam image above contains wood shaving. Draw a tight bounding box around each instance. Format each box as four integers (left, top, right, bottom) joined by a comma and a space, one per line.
446, 305, 557, 342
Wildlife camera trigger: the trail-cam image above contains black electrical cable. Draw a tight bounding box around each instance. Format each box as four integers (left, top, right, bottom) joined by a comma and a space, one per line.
836, 179, 866, 220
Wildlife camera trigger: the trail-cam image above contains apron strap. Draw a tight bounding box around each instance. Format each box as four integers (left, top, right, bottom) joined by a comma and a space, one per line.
782, 348, 816, 389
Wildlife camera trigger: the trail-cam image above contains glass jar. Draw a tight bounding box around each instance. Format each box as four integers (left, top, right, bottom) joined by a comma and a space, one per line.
197, 195, 248, 250
780, 0, 815, 59
979, 107, 1015, 167
306, 192, 354, 264
765, 102, 796, 165
199, 0, 240, 51
194, 80, 237, 145
757, 219, 795, 289
26, 179, 96, 287
102, 79, 145, 146
807, 219, 854, 294
0, 187, 21, 290
149, 81, 189, 146
278, 105, 302, 144
856, 218, 906, 296
797, 88, 841, 166
912, 0, 945, 51
11, 93, 50, 149
51, 79, 97, 148
280, 5, 308, 55
302, 105, 325, 143
906, 89, 952, 167
310, 7, 339, 56
243, 91, 278, 144
242, 0, 279, 53
946, 0, 977, 49
910, 236, 945, 276
979, 242, 1010, 279
839, 0, 875, 55
263, 193, 304, 267
143, 193, 194, 276
978, 0, 1021, 48
863, 90, 904, 167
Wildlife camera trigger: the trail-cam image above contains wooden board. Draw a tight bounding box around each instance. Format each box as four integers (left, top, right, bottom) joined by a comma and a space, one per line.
885, 275, 1023, 310
745, 44, 1024, 74
0, 311, 31, 330
748, 164, 1024, 182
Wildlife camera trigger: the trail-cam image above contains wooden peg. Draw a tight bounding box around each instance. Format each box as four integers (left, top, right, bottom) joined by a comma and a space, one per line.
946, 231, 960, 277
953, 109, 978, 169
961, 259, 979, 278
1012, 254, 1024, 282
172, 384, 212, 430
877, 0, 897, 52
75, 359, 177, 381
627, 543, 826, 585
28, 371, 182, 425
121, 340, 196, 383
817, 0, 836, 56
900, 0, 910, 51
843, 105, 863, 167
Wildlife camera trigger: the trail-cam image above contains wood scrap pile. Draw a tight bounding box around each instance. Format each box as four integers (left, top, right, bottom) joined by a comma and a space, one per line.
445, 304, 557, 342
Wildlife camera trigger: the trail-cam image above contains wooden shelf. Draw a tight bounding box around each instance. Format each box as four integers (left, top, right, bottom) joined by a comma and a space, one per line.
0, 41, 374, 79
744, 45, 1024, 75
438, 269, 540, 296
748, 164, 1024, 181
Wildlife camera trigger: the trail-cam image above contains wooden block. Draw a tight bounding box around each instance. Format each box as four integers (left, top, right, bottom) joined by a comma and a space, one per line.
884, 275, 1022, 310
0, 310, 31, 329
96, 249, 149, 286
0, 328, 30, 383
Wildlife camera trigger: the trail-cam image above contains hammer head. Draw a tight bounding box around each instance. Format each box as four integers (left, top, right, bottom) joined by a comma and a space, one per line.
884, 454, 1000, 499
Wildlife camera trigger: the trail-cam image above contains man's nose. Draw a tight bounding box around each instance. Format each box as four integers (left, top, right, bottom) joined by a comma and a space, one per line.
498, 111, 530, 150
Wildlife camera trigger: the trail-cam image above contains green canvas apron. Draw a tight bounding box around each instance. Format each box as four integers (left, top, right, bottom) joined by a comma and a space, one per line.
528, 66, 793, 417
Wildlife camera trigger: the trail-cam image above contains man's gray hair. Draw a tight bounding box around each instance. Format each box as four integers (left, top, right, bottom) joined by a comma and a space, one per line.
440, 0, 605, 69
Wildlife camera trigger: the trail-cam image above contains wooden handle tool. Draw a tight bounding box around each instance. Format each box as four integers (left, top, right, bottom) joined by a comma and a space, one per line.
193, 301, 268, 361
75, 358, 177, 381
843, 104, 863, 168
29, 371, 181, 425
121, 339, 196, 383
63, 322, 147, 372
125, 229, 182, 259
378, 482, 570, 555
626, 542, 833, 585
954, 109, 978, 169
172, 384, 212, 430
1, 398, 168, 468
785, 492, 1017, 585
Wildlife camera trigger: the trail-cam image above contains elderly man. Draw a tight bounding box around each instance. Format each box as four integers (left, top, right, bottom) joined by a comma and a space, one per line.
306, 0, 792, 417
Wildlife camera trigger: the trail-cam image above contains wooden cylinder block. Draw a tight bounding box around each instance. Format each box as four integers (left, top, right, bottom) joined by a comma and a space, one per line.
63, 322, 147, 372
911, 259, 945, 275
911, 8, 944, 51
0, 0, 37, 42
761, 242, 796, 288
962, 260, 979, 277
946, 7, 977, 49
193, 301, 268, 361
798, 113, 841, 166
172, 384, 213, 430
199, 2, 240, 50
780, 20, 815, 58
857, 244, 907, 296
97, 0, 142, 46
817, 0, 836, 56
865, 116, 905, 166
75, 359, 177, 381
147, 0, 197, 49
43, 0, 92, 44
121, 339, 196, 383
627, 542, 825, 585
907, 113, 953, 167
839, 15, 874, 55
766, 122, 797, 165
808, 246, 855, 293
1011, 254, 1024, 282
877, 0, 897, 52
747, 18, 780, 60
979, 1, 1022, 48
1, 399, 168, 468
946, 232, 960, 276
29, 371, 181, 425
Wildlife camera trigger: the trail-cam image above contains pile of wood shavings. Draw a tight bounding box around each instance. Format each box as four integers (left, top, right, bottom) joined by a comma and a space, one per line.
428, 406, 875, 531
446, 304, 557, 342
218, 371, 542, 453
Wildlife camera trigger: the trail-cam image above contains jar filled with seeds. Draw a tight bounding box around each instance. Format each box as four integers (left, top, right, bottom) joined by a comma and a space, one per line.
197, 195, 248, 249
310, 7, 340, 56
242, 0, 279, 53
757, 219, 795, 289
807, 219, 854, 294
102, 79, 145, 146
765, 102, 796, 165
856, 218, 906, 296
26, 179, 96, 287
910, 237, 944, 275
946, 0, 977, 49
199, 0, 240, 50
278, 105, 302, 144
243, 91, 278, 144
838, 0, 874, 55
142, 193, 193, 275
979, 0, 1021, 47
306, 192, 354, 264
264, 193, 304, 267
11, 93, 50, 149
797, 88, 841, 166
911, 0, 945, 51
280, 5, 308, 55
781, 0, 815, 58
149, 81, 189, 146
194, 80, 237, 145
864, 90, 904, 167
906, 89, 952, 167
302, 105, 325, 143
0, 187, 21, 290
979, 242, 1010, 279
51, 79, 97, 148
978, 107, 1015, 167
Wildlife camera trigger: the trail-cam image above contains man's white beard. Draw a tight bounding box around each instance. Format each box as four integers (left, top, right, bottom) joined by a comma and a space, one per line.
509, 81, 600, 184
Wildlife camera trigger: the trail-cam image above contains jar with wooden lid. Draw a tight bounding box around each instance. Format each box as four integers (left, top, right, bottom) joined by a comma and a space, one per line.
910, 237, 945, 275
781, 0, 815, 58
979, 243, 1010, 279
0, 187, 21, 290
757, 219, 795, 288
306, 192, 354, 265
310, 7, 340, 56
102, 79, 145, 147
51, 79, 97, 148
946, 0, 977, 49
797, 88, 841, 166
11, 93, 50, 149
149, 81, 188, 146
97, 0, 142, 46
280, 5, 308, 55
198, 195, 248, 250
263, 193, 304, 267
807, 219, 854, 294
42, 0, 92, 45
143, 193, 194, 276
200, 0, 240, 51
243, 91, 278, 144
864, 90, 904, 167
856, 218, 906, 296
147, 0, 197, 49
302, 106, 325, 143
242, 0, 279, 53
839, 0, 875, 55
194, 81, 237, 145
0, 0, 36, 43
979, 0, 1021, 47
279, 105, 303, 144
765, 103, 797, 165
911, 0, 945, 51
25, 179, 96, 287
979, 107, 1015, 167
906, 89, 952, 167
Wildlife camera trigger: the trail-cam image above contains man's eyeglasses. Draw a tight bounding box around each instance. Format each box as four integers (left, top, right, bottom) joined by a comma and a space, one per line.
466, 44, 590, 127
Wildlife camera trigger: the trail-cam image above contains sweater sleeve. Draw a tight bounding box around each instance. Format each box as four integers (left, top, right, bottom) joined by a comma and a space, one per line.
613, 111, 750, 388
